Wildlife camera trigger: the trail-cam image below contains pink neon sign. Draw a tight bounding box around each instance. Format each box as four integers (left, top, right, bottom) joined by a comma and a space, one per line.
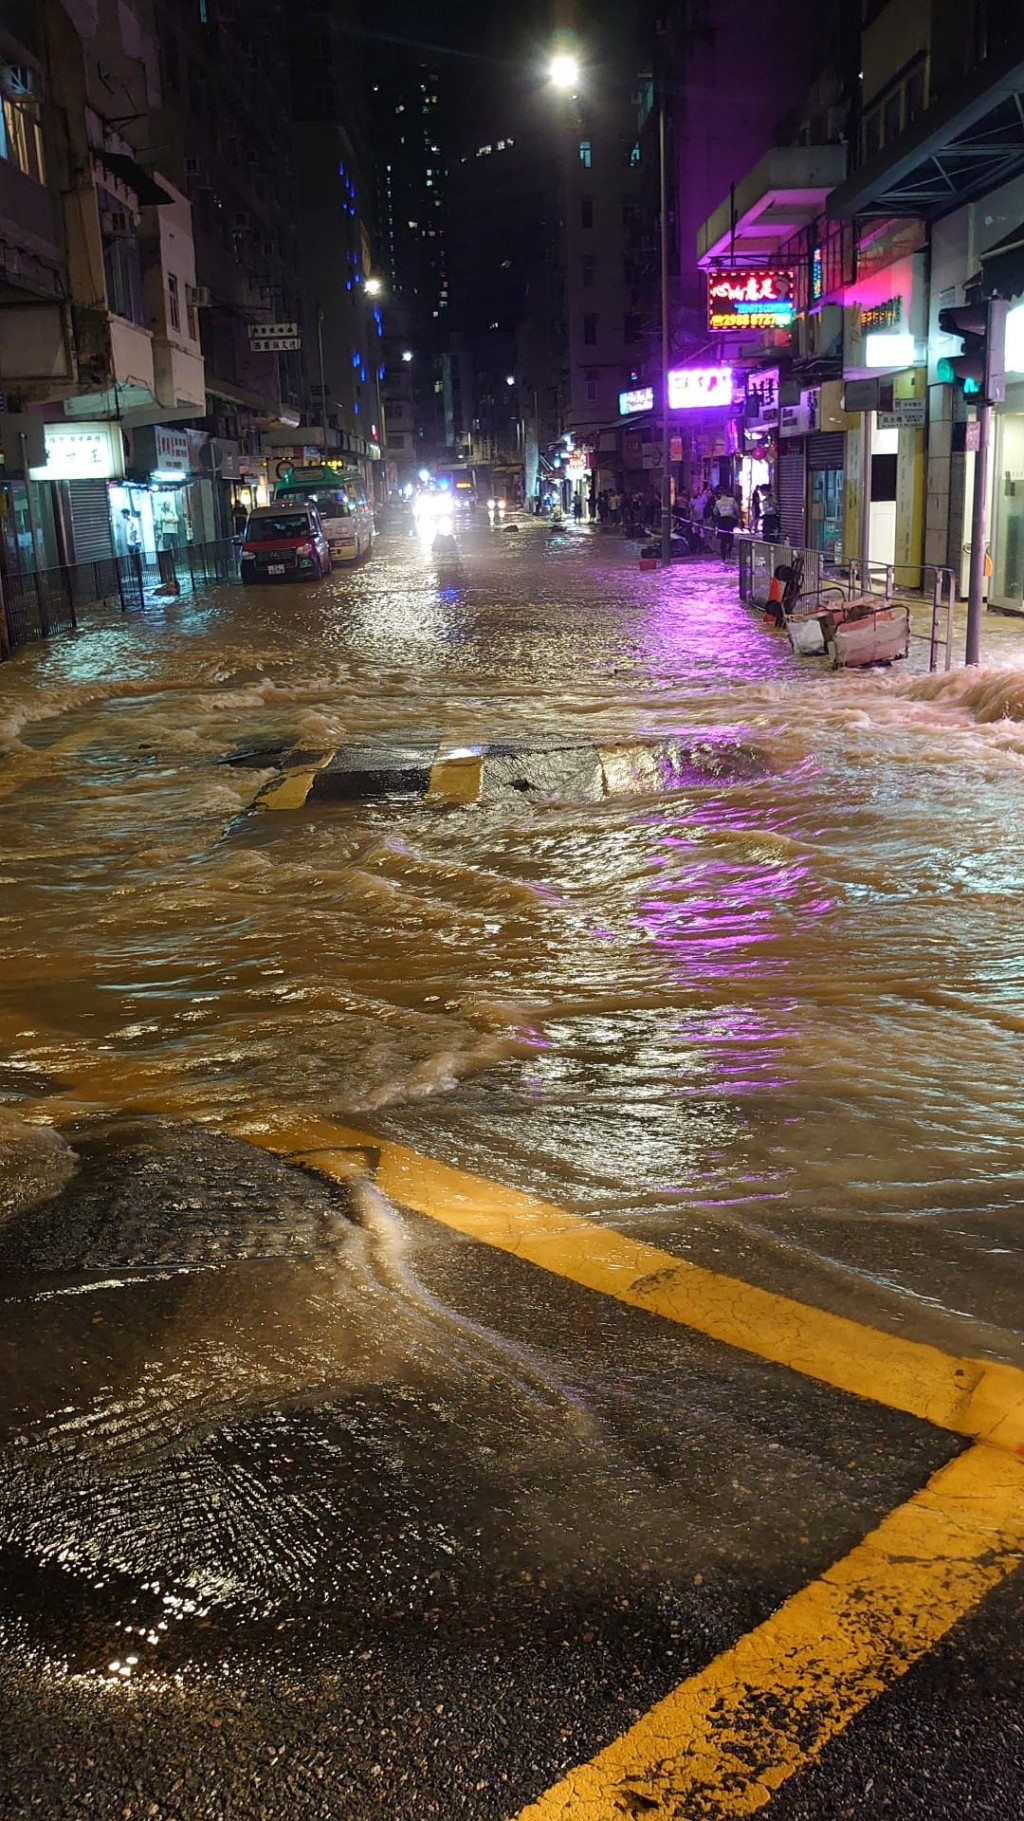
667, 367, 733, 409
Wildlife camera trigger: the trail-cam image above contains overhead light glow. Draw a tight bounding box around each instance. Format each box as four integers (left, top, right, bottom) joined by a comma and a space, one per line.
549, 53, 580, 91
365, 276, 383, 297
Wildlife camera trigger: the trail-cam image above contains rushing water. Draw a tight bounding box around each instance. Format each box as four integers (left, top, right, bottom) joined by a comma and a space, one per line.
3, 513, 1024, 1384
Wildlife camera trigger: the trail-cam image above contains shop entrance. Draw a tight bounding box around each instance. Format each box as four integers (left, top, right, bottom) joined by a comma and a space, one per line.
989, 411, 1024, 613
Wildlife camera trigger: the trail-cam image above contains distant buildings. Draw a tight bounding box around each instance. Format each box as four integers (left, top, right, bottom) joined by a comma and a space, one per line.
0, 0, 380, 591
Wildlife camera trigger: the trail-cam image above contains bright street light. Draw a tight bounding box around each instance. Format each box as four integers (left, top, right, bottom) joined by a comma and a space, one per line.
549, 53, 580, 91
402, 349, 414, 362
505, 374, 515, 386
365, 276, 383, 297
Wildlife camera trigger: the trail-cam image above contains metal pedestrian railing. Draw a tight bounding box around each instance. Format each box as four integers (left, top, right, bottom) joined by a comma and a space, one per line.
0, 539, 240, 658
737, 538, 825, 608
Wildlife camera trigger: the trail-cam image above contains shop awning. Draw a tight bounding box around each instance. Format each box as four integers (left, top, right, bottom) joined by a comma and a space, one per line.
829, 47, 1024, 222
980, 220, 1024, 300
95, 150, 175, 206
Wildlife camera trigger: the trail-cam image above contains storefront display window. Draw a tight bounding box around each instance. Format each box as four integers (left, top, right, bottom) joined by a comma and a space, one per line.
0, 480, 59, 575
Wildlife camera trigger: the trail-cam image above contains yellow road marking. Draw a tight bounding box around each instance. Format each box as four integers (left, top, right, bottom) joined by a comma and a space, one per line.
514, 1444, 1024, 1820
257, 750, 335, 811
242, 1118, 1024, 1456
427, 752, 483, 805
2, 1036, 1023, 1814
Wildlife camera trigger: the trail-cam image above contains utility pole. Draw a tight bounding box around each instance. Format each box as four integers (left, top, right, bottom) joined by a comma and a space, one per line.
659, 91, 672, 566
965, 402, 992, 667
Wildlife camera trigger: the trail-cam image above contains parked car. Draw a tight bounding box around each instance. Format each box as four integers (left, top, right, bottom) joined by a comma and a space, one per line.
239, 505, 330, 583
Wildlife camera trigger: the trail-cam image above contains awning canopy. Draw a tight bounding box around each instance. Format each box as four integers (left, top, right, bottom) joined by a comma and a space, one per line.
829, 48, 1024, 221
981, 219, 1024, 300
96, 150, 175, 207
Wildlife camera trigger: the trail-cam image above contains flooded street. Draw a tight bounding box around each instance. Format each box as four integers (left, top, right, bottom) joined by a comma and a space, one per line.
2, 517, 1024, 1817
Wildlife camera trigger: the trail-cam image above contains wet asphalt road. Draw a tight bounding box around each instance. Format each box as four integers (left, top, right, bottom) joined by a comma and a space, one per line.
1, 517, 1023, 1817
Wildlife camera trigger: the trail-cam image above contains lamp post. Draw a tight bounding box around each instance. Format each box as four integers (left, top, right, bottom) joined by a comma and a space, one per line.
658, 90, 671, 566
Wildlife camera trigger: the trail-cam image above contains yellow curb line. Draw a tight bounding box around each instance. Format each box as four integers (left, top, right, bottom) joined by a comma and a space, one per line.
257, 749, 335, 811
427, 753, 484, 805
253, 1119, 1024, 1457
513, 1444, 1024, 1819
4, 1044, 1024, 1818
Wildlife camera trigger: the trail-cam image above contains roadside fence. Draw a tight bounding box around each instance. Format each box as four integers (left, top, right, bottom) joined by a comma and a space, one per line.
0, 538, 240, 659
739, 540, 958, 672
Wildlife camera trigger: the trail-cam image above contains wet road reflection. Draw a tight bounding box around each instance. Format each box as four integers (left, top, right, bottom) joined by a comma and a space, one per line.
1, 517, 1024, 1809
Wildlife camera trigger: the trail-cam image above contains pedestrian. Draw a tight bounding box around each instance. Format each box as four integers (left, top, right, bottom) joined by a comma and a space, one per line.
760, 491, 781, 542
713, 487, 739, 561
609, 490, 621, 526
597, 490, 609, 526
573, 492, 583, 522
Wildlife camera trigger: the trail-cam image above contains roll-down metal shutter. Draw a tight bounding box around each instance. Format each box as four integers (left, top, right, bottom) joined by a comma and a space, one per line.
778, 446, 807, 547
66, 480, 115, 563
806, 432, 845, 470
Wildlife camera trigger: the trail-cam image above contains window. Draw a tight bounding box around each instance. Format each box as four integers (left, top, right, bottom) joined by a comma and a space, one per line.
882, 90, 902, 141
585, 374, 598, 403
621, 200, 640, 229
623, 312, 644, 345
579, 138, 592, 167
167, 272, 181, 332
583, 312, 598, 345
581, 254, 596, 288
621, 137, 641, 168
1, 71, 45, 185
580, 196, 593, 229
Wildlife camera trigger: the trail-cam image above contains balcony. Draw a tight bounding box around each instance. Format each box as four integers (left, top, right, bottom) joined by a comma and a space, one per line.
697, 146, 848, 266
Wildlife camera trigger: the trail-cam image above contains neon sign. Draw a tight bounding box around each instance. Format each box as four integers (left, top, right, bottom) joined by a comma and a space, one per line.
618, 385, 655, 415
707, 268, 795, 333
667, 367, 733, 410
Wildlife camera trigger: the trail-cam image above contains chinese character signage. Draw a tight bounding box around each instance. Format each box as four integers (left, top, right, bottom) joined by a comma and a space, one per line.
667, 367, 733, 410
707, 269, 795, 333
746, 368, 780, 428
154, 427, 190, 471
28, 421, 124, 481
618, 386, 654, 415
860, 297, 902, 332
249, 320, 302, 352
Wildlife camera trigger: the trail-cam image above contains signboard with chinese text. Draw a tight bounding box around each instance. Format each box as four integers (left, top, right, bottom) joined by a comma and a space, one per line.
746, 368, 780, 429
707, 269, 795, 333
28, 421, 124, 481
667, 367, 733, 410
249, 321, 302, 352
154, 426, 190, 471
618, 385, 654, 415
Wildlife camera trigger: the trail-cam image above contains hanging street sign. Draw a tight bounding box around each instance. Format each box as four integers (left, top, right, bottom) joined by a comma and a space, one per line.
708, 269, 795, 333
249, 321, 301, 352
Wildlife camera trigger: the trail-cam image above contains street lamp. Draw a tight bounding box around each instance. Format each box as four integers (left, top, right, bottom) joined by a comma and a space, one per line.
365, 276, 383, 297
549, 50, 673, 565
549, 52, 580, 92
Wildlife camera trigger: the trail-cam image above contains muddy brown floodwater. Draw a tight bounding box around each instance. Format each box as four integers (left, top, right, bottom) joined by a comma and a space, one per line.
1, 518, 1024, 1815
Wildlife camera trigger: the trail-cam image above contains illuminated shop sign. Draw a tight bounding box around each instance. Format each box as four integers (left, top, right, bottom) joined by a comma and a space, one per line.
667, 367, 733, 409
618, 385, 654, 415
707, 269, 795, 333
811, 247, 824, 303
860, 297, 902, 332
28, 421, 124, 481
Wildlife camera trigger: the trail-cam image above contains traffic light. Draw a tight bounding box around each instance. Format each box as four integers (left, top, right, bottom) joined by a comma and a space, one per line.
936, 299, 1008, 401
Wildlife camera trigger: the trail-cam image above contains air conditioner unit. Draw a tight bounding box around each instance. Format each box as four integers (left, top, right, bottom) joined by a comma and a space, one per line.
190, 284, 213, 307
106, 210, 133, 234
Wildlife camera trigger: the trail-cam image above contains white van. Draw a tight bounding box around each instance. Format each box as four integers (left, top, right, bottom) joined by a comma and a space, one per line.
273, 470, 374, 565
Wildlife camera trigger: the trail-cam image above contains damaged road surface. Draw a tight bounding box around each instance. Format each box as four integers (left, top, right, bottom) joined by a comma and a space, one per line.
1, 524, 1024, 1817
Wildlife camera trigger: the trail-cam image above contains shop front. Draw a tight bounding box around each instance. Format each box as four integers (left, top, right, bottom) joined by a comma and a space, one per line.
987, 305, 1024, 613
111, 425, 208, 561
842, 248, 927, 579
